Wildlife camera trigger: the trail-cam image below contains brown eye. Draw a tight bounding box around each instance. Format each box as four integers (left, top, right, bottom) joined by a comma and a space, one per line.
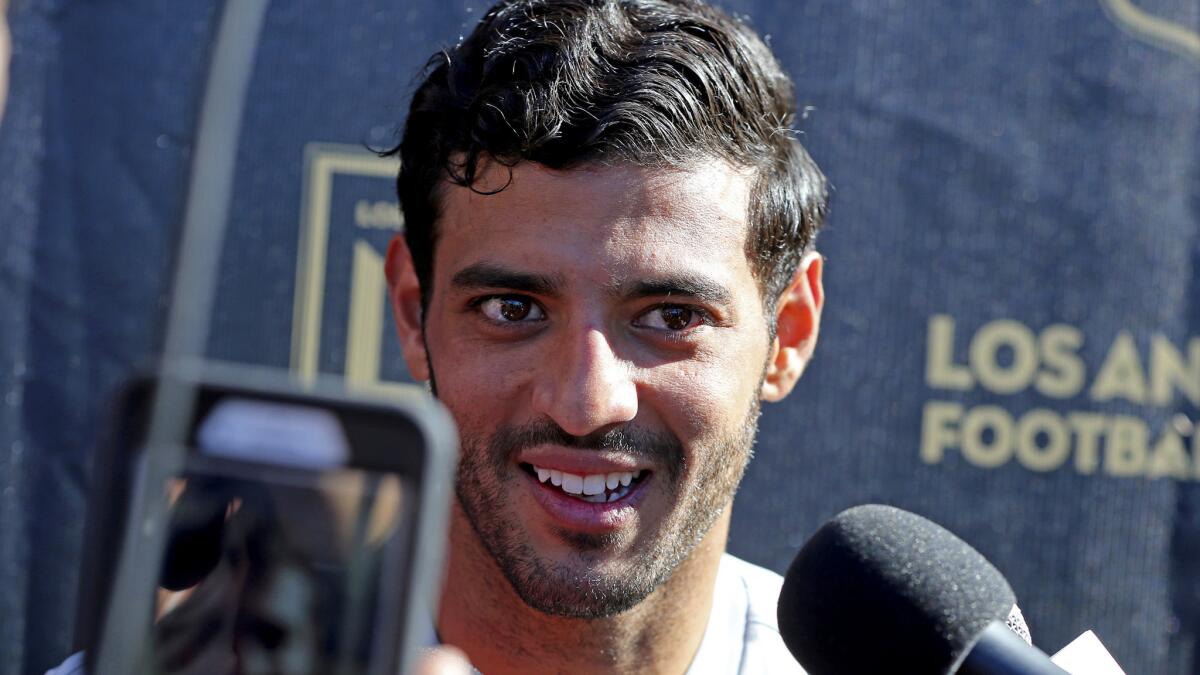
659, 306, 693, 330
635, 304, 701, 331
500, 298, 530, 321
480, 296, 544, 322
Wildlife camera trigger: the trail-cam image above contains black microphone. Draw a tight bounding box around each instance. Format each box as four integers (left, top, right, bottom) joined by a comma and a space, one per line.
776, 504, 1067, 675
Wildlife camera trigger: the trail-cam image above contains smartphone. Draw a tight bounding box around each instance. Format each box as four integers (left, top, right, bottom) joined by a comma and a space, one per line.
73, 366, 456, 675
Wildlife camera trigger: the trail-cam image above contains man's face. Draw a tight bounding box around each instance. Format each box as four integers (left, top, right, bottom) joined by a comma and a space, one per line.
410, 161, 775, 617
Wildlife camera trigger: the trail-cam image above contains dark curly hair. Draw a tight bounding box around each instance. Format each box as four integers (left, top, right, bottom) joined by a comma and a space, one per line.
390, 0, 828, 313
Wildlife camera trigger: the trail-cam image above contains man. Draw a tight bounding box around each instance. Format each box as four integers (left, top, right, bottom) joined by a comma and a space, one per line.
50, 1, 825, 672
383, 0, 828, 672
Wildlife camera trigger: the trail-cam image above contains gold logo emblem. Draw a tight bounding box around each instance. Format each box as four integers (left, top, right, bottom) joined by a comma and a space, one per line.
292, 142, 412, 397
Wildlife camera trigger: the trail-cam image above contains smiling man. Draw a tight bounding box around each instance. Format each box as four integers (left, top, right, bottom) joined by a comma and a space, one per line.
384, 1, 828, 673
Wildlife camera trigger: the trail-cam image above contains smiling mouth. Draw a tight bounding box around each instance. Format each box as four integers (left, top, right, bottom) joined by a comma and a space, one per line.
520, 463, 649, 503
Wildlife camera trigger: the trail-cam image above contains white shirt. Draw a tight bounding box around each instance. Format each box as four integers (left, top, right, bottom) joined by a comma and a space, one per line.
685, 554, 805, 675
48, 553, 803, 675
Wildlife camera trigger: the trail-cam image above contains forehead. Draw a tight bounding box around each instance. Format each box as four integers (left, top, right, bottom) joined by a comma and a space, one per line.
433, 161, 756, 289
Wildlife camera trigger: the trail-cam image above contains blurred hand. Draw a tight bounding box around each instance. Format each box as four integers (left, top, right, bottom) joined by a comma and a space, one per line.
414, 646, 472, 675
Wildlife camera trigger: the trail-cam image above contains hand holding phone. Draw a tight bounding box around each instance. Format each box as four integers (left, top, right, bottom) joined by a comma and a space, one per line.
76, 369, 456, 675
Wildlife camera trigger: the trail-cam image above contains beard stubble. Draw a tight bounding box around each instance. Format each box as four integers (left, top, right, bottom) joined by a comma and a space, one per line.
452, 399, 761, 619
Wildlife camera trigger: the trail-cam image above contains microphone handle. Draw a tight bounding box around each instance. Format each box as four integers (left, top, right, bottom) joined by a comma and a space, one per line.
957, 622, 1069, 675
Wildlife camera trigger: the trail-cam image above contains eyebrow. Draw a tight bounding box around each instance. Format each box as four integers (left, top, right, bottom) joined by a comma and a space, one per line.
624, 274, 733, 307
450, 263, 564, 296
449, 263, 733, 307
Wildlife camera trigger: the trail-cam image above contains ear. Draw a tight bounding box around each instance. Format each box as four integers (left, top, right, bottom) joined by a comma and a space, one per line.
385, 234, 431, 382
760, 251, 824, 402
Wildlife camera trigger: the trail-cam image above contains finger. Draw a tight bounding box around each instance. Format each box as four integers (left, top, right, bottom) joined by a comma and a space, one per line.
414, 645, 472, 675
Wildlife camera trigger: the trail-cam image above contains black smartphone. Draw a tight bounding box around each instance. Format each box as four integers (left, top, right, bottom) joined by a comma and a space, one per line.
74, 366, 456, 675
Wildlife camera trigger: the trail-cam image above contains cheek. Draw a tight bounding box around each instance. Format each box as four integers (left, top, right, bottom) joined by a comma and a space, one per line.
424, 325, 537, 429
650, 345, 765, 441
426, 309, 536, 382
437, 349, 535, 394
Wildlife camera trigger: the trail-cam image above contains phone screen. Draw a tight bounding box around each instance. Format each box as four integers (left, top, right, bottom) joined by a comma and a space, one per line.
145, 397, 412, 675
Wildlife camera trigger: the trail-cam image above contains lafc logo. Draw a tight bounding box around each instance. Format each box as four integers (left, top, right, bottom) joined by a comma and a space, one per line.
1098, 0, 1199, 63
921, 314, 1200, 480
291, 143, 412, 397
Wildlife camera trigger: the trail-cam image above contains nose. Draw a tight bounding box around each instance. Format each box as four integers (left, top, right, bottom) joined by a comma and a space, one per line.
531, 328, 638, 437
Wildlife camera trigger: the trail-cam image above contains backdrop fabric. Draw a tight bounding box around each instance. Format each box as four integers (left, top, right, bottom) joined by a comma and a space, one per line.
0, 1, 1197, 673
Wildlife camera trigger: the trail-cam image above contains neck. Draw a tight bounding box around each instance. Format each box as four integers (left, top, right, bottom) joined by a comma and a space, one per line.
436, 504, 730, 675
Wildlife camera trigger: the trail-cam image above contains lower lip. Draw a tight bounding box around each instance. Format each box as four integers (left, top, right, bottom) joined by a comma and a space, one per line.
523, 470, 651, 532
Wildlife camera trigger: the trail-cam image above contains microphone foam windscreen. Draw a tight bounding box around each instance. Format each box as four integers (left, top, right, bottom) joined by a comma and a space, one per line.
777, 504, 1017, 675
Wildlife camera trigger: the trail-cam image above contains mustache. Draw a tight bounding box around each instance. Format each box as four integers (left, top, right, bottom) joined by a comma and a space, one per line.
489, 419, 683, 466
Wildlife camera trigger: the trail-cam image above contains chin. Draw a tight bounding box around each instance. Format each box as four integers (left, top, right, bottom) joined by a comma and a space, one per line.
504, 550, 665, 619
474, 504, 709, 621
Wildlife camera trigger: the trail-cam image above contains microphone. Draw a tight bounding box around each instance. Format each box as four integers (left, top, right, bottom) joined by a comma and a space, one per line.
777, 504, 1067, 674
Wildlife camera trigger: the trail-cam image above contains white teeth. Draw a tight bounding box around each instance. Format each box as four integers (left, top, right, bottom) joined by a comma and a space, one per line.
530, 464, 645, 502
561, 473, 583, 494
582, 474, 607, 495
607, 484, 632, 502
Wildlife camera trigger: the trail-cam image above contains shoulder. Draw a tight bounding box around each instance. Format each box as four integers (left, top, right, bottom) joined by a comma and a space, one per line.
719, 553, 785, 628
714, 553, 805, 675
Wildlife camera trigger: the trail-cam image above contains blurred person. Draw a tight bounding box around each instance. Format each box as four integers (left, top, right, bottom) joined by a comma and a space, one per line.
50, 478, 471, 675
